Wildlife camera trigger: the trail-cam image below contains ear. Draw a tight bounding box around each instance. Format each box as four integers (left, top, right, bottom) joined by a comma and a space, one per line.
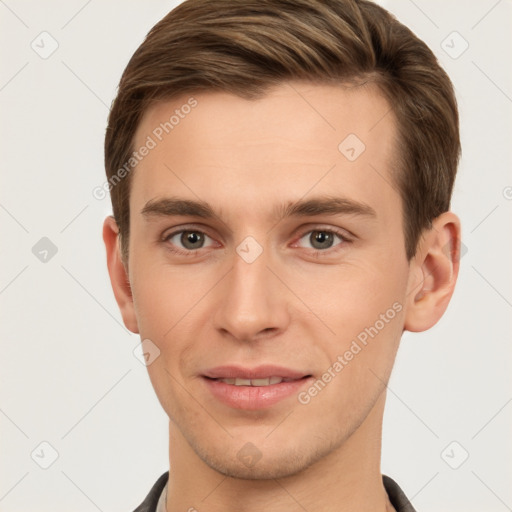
404, 212, 461, 332
102, 216, 139, 334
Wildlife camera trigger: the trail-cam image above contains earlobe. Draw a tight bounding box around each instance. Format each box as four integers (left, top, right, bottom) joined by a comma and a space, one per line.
102, 216, 139, 334
404, 212, 461, 333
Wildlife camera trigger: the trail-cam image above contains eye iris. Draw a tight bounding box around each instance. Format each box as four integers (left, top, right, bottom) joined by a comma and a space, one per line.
310, 231, 334, 249
181, 231, 204, 249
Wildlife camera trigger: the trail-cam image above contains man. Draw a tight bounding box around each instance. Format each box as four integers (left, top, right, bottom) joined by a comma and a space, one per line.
102, 0, 461, 510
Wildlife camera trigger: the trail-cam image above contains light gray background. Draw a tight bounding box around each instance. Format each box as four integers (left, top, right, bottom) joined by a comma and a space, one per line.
1, 1, 511, 511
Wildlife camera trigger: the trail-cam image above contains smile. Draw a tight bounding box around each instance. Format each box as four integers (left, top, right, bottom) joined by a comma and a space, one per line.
215, 376, 295, 386
201, 365, 313, 410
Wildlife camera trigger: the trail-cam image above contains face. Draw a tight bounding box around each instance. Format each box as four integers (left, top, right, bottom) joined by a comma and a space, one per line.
124, 81, 412, 479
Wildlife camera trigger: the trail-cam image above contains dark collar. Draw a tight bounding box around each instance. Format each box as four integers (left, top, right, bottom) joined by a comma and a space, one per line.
132, 472, 417, 512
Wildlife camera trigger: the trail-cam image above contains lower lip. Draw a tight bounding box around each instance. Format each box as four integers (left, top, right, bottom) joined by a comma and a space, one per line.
202, 376, 312, 410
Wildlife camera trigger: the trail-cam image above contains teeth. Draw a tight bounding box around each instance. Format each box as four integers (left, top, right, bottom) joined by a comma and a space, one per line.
251, 378, 273, 386
218, 376, 286, 386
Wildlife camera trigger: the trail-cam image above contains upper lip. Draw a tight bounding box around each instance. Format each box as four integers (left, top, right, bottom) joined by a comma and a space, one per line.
202, 365, 310, 380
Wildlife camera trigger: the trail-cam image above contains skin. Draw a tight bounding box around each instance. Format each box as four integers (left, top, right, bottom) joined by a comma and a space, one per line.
103, 81, 460, 512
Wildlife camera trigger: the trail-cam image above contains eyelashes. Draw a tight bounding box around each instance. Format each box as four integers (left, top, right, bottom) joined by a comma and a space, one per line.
294, 229, 347, 251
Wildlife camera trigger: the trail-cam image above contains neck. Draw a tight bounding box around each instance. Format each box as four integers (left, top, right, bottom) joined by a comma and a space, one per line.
166, 391, 394, 512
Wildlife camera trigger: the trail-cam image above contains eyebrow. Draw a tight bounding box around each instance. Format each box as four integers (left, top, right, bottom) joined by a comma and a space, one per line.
277, 196, 376, 219
140, 195, 376, 222
141, 197, 215, 219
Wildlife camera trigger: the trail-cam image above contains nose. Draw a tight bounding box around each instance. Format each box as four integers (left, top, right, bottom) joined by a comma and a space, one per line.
213, 244, 291, 342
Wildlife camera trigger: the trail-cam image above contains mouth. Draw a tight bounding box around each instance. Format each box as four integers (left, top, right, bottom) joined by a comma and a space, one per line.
201, 365, 313, 410
206, 376, 303, 386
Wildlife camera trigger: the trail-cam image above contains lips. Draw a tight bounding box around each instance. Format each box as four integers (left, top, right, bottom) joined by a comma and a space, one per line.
216, 376, 290, 386
202, 364, 309, 381
201, 365, 313, 410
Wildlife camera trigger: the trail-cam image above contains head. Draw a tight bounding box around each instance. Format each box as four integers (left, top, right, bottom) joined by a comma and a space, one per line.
103, 0, 461, 480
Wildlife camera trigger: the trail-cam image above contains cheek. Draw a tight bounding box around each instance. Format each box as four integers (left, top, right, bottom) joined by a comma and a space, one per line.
310, 262, 407, 402
292, 257, 407, 338
129, 255, 216, 368
130, 253, 194, 336
298, 294, 404, 429
290, 257, 408, 407
128, 259, 204, 416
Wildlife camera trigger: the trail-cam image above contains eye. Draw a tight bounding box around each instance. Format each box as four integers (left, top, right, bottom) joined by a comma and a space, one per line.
296, 229, 346, 251
164, 230, 216, 251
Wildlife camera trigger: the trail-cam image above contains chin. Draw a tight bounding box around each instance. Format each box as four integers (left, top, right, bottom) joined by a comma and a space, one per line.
207, 453, 308, 480
195, 438, 336, 481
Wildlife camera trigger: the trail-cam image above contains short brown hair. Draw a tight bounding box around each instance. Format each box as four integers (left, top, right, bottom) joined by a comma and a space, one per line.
104, 0, 460, 262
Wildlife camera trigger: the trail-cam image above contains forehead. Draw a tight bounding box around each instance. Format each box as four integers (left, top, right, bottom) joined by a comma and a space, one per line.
130, 81, 399, 223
